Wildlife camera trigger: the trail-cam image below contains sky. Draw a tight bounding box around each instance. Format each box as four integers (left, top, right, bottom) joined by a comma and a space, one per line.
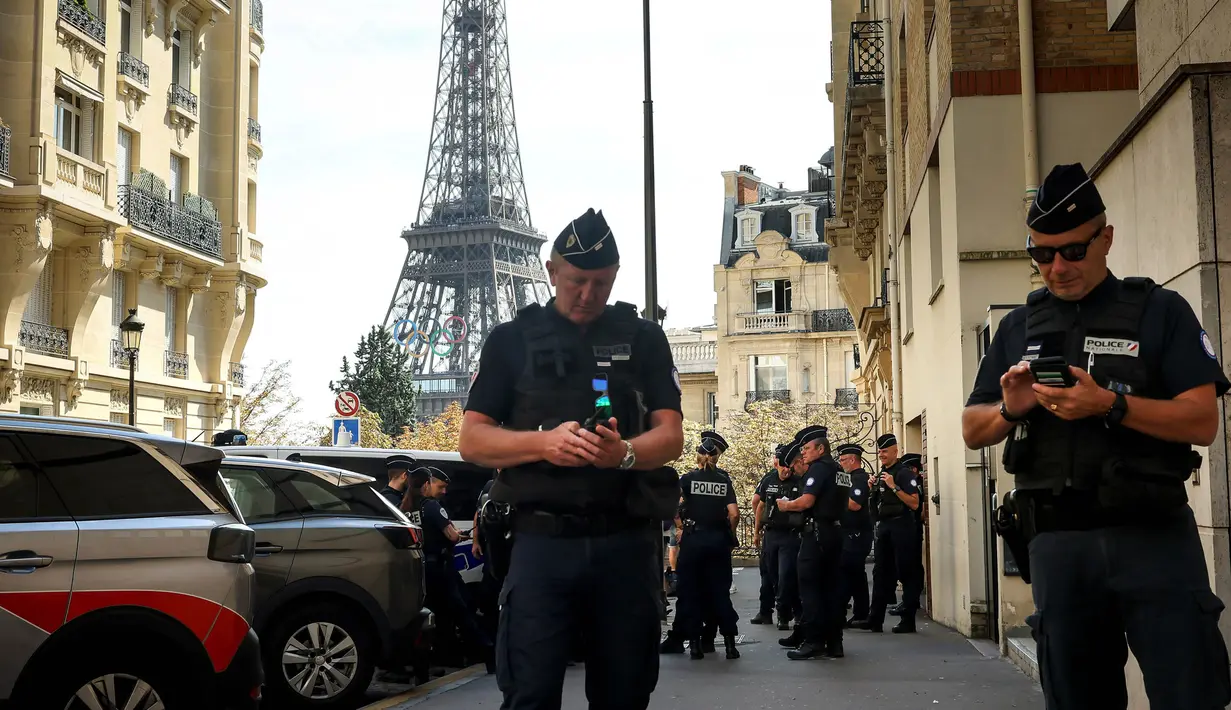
244, 0, 836, 426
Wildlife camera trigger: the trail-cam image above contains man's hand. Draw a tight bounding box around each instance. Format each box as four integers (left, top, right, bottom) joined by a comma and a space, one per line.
753, 532, 762, 548
578, 418, 627, 469
1033, 367, 1115, 421
543, 421, 600, 467
879, 473, 896, 489
1001, 360, 1040, 419
472, 538, 483, 559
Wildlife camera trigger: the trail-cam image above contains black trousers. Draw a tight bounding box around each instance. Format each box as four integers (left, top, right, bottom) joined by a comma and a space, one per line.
796, 523, 843, 645
425, 557, 489, 651
868, 515, 922, 625
839, 526, 873, 620
496, 528, 661, 710
759, 528, 801, 620
675, 528, 739, 639
1027, 507, 1230, 710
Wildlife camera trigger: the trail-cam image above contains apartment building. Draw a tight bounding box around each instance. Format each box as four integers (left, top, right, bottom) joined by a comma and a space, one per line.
0, 0, 266, 441
827, 0, 1231, 700
666, 326, 719, 426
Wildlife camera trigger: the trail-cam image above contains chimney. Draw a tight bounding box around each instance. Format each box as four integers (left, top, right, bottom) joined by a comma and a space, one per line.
736, 166, 759, 206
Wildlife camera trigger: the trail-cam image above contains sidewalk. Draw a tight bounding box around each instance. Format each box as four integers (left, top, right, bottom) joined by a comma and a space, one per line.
375, 567, 1043, 709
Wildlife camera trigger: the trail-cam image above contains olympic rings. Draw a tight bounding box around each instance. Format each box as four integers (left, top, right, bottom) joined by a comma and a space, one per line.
391, 314, 469, 358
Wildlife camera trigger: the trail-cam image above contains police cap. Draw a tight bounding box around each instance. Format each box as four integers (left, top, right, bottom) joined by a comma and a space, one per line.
1027, 163, 1106, 235
699, 430, 729, 454
409, 466, 434, 487
876, 433, 898, 450
553, 208, 619, 270
212, 429, 247, 446
900, 453, 923, 470
781, 440, 803, 466
385, 454, 417, 473
774, 443, 789, 460
836, 443, 864, 457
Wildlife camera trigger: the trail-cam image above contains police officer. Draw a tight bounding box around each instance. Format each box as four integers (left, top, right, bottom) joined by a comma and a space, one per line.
835, 443, 873, 626
752, 444, 804, 631
852, 434, 922, 634
962, 162, 1231, 709
671, 434, 741, 660
750, 445, 783, 625
775, 426, 851, 660
211, 429, 247, 446
379, 453, 417, 510
458, 208, 684, 710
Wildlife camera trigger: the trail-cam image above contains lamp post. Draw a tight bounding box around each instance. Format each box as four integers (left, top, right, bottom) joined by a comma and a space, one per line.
119, 308, 144, 426
642, 0, 660, 325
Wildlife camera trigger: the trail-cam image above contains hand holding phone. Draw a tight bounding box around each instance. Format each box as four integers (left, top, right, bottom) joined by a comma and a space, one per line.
1029, 356, 1077, 388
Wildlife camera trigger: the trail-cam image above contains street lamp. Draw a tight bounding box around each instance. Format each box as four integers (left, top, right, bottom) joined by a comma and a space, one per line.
119, 308, 144, 426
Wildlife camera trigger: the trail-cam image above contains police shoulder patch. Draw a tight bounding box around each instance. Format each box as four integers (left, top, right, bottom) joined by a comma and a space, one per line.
910, 479, 918, 488
439, 506, 449, 519
806, 477, 815, 487
1201, 330, 1217, 359
853, 489, 862, 496
671, 366, 682, 393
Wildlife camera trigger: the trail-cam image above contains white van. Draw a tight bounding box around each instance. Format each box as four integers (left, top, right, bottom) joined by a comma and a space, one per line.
218, 446, 495, 585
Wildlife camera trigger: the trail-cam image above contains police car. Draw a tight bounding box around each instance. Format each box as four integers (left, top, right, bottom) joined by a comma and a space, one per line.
216, 445, 496, 585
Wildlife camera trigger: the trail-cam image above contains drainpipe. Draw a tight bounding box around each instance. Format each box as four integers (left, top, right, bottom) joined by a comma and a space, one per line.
882, 13, 905, 443
1019, 0, 1039, 209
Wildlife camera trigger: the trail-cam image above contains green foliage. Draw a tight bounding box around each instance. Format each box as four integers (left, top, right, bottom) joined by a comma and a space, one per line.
239, 359, 323, 446
329, 326, 418, 436
132, 168, 166, 196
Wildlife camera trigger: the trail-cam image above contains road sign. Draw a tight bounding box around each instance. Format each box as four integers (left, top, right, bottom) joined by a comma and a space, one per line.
335, 391, 360, 417
332, 417, 360, 447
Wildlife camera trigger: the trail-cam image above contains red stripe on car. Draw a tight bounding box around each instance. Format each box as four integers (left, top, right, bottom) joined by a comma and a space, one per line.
0, 591, 70, 634
204, 605, 251, 672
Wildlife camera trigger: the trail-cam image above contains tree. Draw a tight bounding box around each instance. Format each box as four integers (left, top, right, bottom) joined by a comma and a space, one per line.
239, 359, 319, 445
394, 402, 464, 452
316, 406, 395, 449
330, 326, 418, 436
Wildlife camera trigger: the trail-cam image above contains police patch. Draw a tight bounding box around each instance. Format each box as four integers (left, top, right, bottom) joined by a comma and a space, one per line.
439, 506, 449, 519
835, 471, 852, 487
806, 477, 815, 487
910, 479, 918, 488
671, 367, 682, 393
1201, 330, 1217, 359
853, 489, 862, 496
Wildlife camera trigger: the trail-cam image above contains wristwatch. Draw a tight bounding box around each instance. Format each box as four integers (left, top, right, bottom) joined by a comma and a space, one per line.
1000, 401, 1026, 422
1104, 391, 1128, 428
619, 441, 636, 470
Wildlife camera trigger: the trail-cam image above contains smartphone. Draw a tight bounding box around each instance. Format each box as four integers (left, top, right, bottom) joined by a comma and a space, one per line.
1029, 356, 1076, 387
583, 374, 613, 432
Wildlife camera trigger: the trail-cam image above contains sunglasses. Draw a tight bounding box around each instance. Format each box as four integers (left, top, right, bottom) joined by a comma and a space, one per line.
1027, 225, 1104, 264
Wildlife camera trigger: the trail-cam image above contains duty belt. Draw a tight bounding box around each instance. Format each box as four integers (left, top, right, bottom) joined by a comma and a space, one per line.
803, 519, 839, 531
684, 521, 730, 534
512, 509, 649, 538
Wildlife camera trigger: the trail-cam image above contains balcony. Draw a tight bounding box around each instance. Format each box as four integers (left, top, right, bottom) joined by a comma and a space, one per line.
737, 311, 811, 333
0, 120, 11, 186
168, 84, 198, 117
229, 362, 245, 387
745, 389, 790, 410
417, 374, 470, 398
111, 339, 131, 369
117, 52, 149, 88
118, 184, 223, 259
849, 21, 885, 87
834, 387, 859, 411
20, 321, 70, 358
250, 0, 263, 34
58, 0, 106, 46
812, 308, 856, 332
836, 20, 889, 262
55, 149, 106, 202
247, 117, 262, 144
165, 350, 188, 379
669, 340, 717, 374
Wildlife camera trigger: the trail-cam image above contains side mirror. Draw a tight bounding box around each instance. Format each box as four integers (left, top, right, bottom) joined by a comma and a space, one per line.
208, 523, 256, 564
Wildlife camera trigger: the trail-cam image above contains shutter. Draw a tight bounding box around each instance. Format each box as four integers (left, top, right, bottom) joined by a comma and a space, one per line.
169, 155, 181, 203
117, 129, 131, 185
131, 0, 143, 57
164, 417, 178, 437
23, 261, 53, 325
81, 98, 95, 161
165, 287, 177, 348
112, 271, 126, 337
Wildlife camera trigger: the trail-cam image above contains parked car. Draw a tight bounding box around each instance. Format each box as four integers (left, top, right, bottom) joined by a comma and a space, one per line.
217, 456, 433, 708
222, 446, 496, 588
0, 414, 262, 710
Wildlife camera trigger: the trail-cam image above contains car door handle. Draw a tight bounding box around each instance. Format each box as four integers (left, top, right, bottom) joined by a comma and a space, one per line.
0, 551, 54, 573
254, 543, 284, 555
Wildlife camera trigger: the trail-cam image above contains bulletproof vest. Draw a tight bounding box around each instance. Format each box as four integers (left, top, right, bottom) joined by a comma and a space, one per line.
841, 468, 872, 529
412, 497, 451, 557
680, 466, 731, 528
876, 462, 909, 519
762, 474, 804, 529
1007, 277, 1195, 493
490, 302, 678, 517
806, 456, 850, 522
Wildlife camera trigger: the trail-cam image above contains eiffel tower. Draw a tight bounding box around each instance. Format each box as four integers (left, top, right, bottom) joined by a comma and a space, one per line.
384, 0, 551, 417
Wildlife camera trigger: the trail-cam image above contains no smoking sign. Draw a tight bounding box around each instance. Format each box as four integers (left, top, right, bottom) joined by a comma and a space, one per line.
335, 391, 361, 418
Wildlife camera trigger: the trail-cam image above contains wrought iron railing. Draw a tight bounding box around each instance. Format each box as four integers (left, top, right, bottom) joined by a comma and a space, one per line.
20, 321, 70, 358
118, 52, 149, 88
247, 117, 261, 143
812, 308, 856, 332
0, 121, 10, 177
165, 350, 188, 378
111, 339, 131, 369
834, 387, 859, 410
168, 84, 198, 117
745, 390, 790, 409
733, 506, 759, 558
849, 21, 885, 86
58, 0, 106, 44
853, 343, 861, 369
118, 184, 223, 258
250, 0, 263, 34
229, 362, 245, 387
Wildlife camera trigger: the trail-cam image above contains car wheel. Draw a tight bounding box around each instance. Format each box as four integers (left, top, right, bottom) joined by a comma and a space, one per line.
264, 602, 377, 708
42, 656, 200, 710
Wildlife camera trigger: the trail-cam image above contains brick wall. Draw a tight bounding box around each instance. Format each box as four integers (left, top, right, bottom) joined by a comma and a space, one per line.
1032, 0, 1136, 68
935, 0, 953, 101
906, 0, 930, 178
950, 0, 1017, 72
737, 176, 758, 206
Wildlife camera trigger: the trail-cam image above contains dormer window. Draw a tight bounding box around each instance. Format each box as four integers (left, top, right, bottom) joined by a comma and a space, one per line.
735, 209, 762, 247
789, 203, 820, 242
796, 212, 812, 235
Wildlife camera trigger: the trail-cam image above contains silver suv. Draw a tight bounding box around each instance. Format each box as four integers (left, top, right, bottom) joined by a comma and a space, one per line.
218, 456, 431, 708
0, 414, 262, 710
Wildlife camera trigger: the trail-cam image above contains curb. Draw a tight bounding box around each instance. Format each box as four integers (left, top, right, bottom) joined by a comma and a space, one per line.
358, 664, 487, 710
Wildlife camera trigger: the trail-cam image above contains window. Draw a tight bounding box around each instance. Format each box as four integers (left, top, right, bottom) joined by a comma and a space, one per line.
802, 366, 812, 393
119, 0, 132, 53
299, 454, 386, 480
19, 433, 213, 519
845, 350, 856, 386
282, 470, 357, 515
110, 412, 127, 424
171, 30, 183, 88
19, 406, 41, 416
740, 218, 757, 242
749, 355, 788, 393
55, 88, 83, 154
117, 128, 132, 186
111, 271, 126, 339
754, 279, 792, 314
219, 466, 299, 523
165, 287, 178, 348
163, 417, 181, 439
705, 391, 718, 426
0, 436, 69, 521
796, 213, 812, 235
169, 154, 183, 203
23, 259, 53, 326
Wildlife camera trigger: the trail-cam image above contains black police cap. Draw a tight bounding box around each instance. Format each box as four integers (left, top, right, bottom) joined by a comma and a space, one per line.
836, 443, 864, 457
409, 466, 434, 487
553, 208, 619, 270
697, 439, 720, 456
900, 453, 923, 470
1027, 163, 1106, 235
211, 429, 248, 446
781, 440, 802, 466
699, 430, 729, 454
876, 433, 898, 450
385, 454, 417, 472
794, 425, 827, 447
774, 443, 789, 460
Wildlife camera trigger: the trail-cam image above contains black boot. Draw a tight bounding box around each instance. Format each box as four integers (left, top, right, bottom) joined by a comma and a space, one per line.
892, 618, 917, 634
724, 634, 740, 659
750, 611, 773, 625
850, 619, 883, 633
702, 632, 716, 654
778, 627, 804, 648
659, 631, 685, 654
825, 637, 844, 658
776, 615, 791, 631
787, 641, 825, 660
888, 602, 903, 616
689, 638, 705, 660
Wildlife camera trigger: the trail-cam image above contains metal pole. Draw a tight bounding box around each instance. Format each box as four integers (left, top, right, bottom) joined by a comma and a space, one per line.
127, 354, 136, 426
642, 0, 659, 323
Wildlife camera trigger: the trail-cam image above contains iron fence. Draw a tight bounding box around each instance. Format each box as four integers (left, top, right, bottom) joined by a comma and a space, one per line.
229, 362, 246, 387
118, 52, 149, 88
165, 351, 188, 378
58, 0, 106, 44
250, 0, 263, 34
168, 84, 198, 117
849, 20, 885, 87
0, 121, 10, 177
118, 184, 222, 258
247, 117, 261, 143
20, 321, 69, 358
745, 390, 790, 409
812, 308, 856, 332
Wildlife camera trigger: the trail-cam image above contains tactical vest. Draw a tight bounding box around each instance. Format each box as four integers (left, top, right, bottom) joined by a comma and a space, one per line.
841, 468, 873, 529
409, 497, 449, 558
807, 457, 850, 522
762, 474, 804, 529
1005, 278, 1196, 494
490, 301, 680, 519
681, 466, 731, 528
876, 462, 909, 519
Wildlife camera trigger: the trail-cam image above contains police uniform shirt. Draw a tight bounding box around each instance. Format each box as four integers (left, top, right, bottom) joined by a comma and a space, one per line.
842, 472, 873, 529
967, 273, 1231, 408
420, 498, 454, 557
801, 458, 845, 520
757, 472, 802, 524
679, 468, 737, 526
464, 300, 682, 425
379, 485, 404, 510
876, 463, 920, 519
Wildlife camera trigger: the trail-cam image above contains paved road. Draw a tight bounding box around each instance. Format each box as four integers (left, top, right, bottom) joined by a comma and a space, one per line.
379, 566, 1043, 709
